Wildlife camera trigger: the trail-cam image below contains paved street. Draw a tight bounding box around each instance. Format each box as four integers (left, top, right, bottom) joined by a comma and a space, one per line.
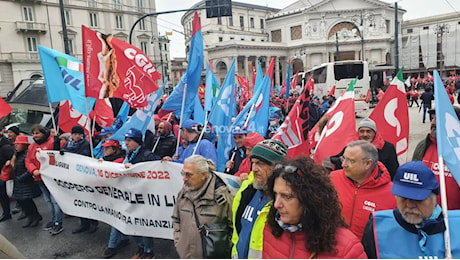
0, 103, 434, 258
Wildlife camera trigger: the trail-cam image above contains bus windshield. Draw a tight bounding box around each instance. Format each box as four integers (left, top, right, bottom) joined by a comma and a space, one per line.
334, 63, 364, 80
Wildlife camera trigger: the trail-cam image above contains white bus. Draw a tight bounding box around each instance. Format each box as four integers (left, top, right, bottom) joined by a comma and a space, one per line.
295, 60, 370, 114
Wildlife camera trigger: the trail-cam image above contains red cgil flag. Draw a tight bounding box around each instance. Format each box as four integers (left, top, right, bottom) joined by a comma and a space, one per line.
313, 79, 358, 164
369, 70, 409, 165
89, 98, 115, 128
272, 75, 313, 158
58, 100, 91, 134
0, 96, 12, 119
82, 25, 161, 108
328, 85, 336, 96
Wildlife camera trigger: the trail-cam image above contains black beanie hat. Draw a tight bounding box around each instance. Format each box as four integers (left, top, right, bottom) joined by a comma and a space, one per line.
8, 126, 19, 135
71, 126, 85, 135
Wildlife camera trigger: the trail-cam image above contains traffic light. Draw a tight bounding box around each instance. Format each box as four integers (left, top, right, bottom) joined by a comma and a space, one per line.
206, 0, 232, 18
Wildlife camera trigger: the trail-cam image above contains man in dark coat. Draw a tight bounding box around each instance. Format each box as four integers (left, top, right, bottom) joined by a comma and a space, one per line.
65, 126, 98, 234
124, 128, 159, 259
0, 134, 14, 221
420, 87, 434, 123
151, 121, 176, 159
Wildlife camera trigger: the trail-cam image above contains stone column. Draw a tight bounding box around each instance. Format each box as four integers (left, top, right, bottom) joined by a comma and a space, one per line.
244, 56, 249, 79
275, 56, 280, 86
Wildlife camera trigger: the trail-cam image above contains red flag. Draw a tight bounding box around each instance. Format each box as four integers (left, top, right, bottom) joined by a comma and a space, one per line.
291, 71, 299, 91
313, 82, 358, 164
304, 77, 314, 96
427, 72, 434, 82
265, 57, 275, 91
328, 85, 336, 96
364, 89, 371, 103
89, 98, 114, 128
82, 25, 161, 108
370, 76, 409, 164
273, 75, 313, 158
251, 64, 256, 90
0, 96, 12, 119
236, 74, 250, 100
58, 101, 91, 134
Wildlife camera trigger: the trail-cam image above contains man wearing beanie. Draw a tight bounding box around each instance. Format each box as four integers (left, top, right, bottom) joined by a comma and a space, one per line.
357, 118, 399, 179
231, 139, 287, 259
7, 126, 19, 143
124, 128, 160, 259
362, 161, 460, 258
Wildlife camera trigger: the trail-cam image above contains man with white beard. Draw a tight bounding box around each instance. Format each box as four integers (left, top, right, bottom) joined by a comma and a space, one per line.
361, 161, 460, 258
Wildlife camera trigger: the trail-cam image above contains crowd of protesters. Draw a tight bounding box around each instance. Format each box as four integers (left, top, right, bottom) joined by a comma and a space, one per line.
0, 75, 459, 259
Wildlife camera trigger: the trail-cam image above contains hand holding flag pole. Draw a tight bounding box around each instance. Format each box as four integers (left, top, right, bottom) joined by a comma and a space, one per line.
225, 103, 256, 173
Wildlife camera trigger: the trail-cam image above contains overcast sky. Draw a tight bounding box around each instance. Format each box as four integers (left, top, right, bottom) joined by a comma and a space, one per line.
155, 0, 460, 59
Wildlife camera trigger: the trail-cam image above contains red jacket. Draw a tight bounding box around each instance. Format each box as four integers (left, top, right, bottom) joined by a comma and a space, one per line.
25, 136, 56, 182
330, 162, 396, 239
235, 157, 250, 177
263, 224, 367, 259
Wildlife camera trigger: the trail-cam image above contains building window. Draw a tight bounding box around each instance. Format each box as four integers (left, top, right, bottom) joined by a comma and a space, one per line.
23, 6, 33, 22
228, 16, 233, 26
158, 42, 161, 51
115, 15, 123, 29
87, 0, 96, 8
290, 25, 302, 40
139, 19, 145, 30
217, 16, 222, 25
260, 18, 264, 29
113, 0, 121, 10
89, 13, 98, 28
64, 10, 71, 26
218, 37, 223, 42
385, 20, 390, 33
251, 38, 255, 41
407, 28, 413, 33
239, 16, 244, 30
27, 37, 38, 52
67, 38, 74, 55
140, 41, 148, 55
230, 37, 234, 40
137, 0, 143, 11
241, 38, 244, 41
164, 43, 167, 51
271, 30, 281, 42
165, 54, 168, 61
250, 17, 254, 28
423, 26, 429, 30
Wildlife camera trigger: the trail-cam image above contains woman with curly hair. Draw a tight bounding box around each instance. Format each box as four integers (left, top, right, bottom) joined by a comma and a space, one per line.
262, 156, 367, 259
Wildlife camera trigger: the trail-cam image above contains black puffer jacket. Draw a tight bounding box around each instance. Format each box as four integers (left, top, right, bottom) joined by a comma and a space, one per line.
0, 136, 14, 170
12, 149, 41, 200
65, 139, 91, 157
127, 146, 160, 164
152, 135, 177, 159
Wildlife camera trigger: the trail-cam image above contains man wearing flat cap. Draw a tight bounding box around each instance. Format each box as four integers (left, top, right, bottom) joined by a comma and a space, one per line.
362, 161, 460, 258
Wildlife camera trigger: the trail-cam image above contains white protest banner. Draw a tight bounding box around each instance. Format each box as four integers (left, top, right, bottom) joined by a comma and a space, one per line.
36, 151, 241, 240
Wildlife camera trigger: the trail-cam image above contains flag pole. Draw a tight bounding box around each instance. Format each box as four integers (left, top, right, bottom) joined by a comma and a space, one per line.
192, 111, 208, 155
152, 112, 173, 153
438, 156, 453, 259
48, 102, 57, 131
175, 84, 188, 157
224, 103, 255, 173
85, 98, 94, 158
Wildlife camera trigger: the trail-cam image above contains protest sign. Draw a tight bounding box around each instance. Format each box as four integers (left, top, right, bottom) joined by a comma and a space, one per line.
37, 151, 240, 239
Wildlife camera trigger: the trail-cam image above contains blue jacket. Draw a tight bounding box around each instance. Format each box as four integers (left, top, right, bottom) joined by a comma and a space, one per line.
362, 208, 460, 259
175, 139, 217, 165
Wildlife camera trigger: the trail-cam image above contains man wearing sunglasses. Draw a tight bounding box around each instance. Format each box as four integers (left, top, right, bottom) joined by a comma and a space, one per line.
231, 139, 288, 259
330, 140, 396, 240
412, 106, 460, 210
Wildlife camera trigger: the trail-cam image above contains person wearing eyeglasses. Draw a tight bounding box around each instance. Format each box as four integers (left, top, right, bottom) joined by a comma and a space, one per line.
172, 155, 233, 258
231, 139, 288, 259
330, 140, 396, 240
263, 156, 367, 259
361, 161, 460, 258
225, 126, 247, 175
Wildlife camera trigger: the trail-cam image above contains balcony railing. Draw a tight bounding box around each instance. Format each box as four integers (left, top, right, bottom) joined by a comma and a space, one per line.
15, 21, 47, 33
0, 52, 40, 62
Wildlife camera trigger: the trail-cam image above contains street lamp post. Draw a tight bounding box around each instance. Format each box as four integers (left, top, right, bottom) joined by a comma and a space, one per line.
352, 11, 374, 61
433, 24, 450, 77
